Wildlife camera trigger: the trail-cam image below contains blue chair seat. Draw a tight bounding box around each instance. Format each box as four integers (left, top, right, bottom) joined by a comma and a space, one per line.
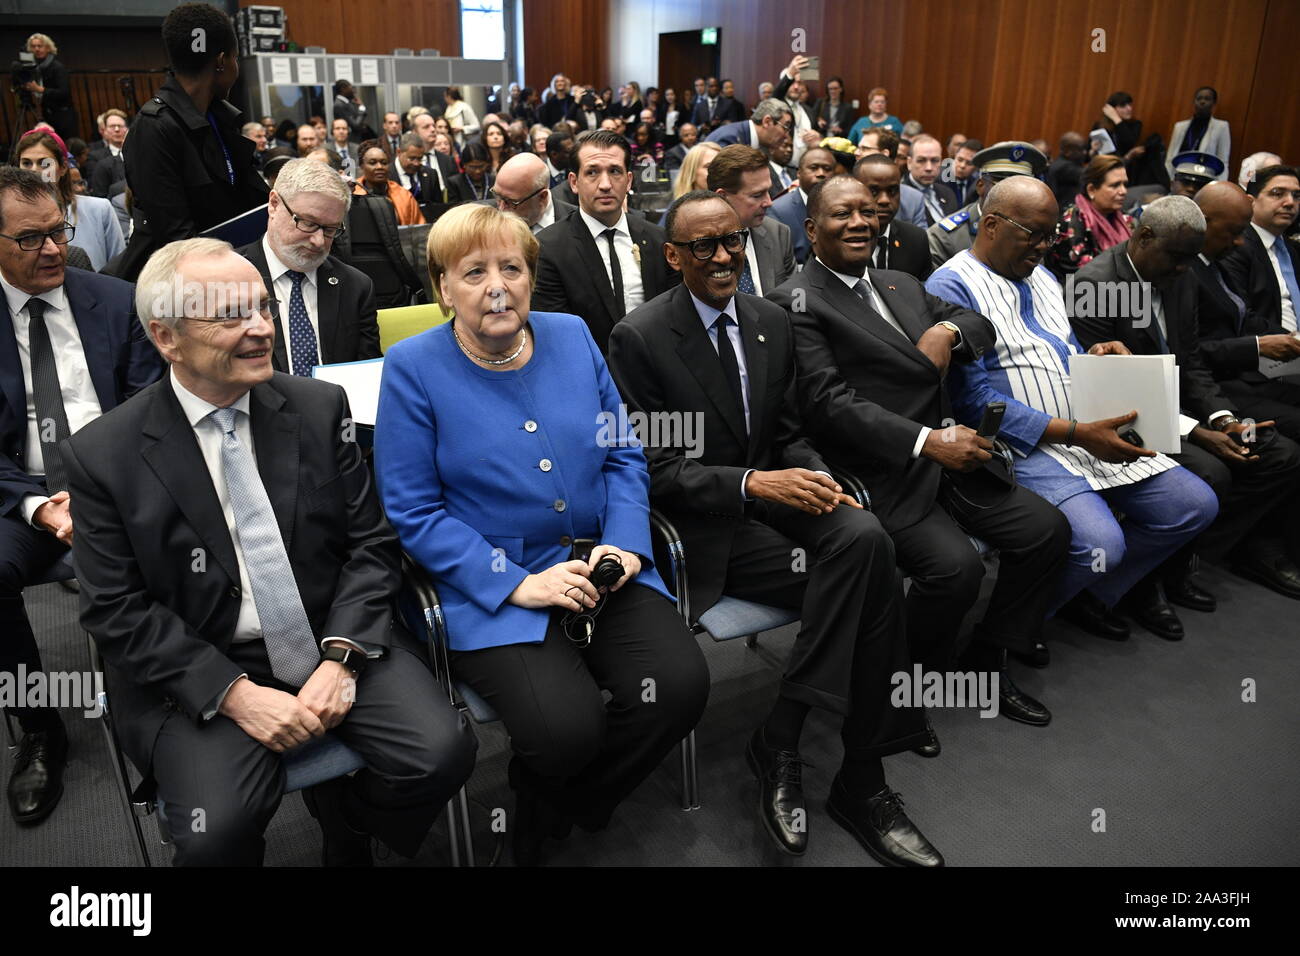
283, 735, 368, 792
697, 597, 800, 642
454, 680, 500, 724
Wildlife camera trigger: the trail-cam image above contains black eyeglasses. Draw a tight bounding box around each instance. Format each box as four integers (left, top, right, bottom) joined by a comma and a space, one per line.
670, 229, 749, 260
0, 222, 75, 251
182, 298, 280, 330
989, 212, 1060, 248
491, 185, 545, 208
280, 196, 346, 239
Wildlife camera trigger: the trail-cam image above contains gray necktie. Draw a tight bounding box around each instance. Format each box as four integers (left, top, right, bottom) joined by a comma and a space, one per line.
211, 406, 318, 687
26, 297, 71, 493
922, 185, 943, 223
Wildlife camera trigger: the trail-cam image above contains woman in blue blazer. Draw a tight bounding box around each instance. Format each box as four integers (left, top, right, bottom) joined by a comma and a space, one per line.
375, 204, 708, 865
12, 129, 124, 271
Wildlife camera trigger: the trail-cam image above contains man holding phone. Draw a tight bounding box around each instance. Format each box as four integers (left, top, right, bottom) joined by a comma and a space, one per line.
1072, 195, 1300, 614
770, 176, 1072, 736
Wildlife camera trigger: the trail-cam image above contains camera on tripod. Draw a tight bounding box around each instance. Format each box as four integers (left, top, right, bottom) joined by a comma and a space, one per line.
10, 52, 38, 97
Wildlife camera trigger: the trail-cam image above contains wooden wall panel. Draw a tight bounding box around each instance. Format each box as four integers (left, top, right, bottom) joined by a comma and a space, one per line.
609, 0, 1297, 178
522, 0, 610, 94
245, 0, 462, 57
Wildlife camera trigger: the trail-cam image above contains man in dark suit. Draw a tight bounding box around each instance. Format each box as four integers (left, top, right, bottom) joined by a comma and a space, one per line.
532, 130, 679, 353
411, 115, 457, 204
608, 190, 943, 867
664, 123, 698, 173
708, 145, 795, 294
328, 118, 360, 179
390, 133, 438, 215
544, 130, 579, 206
705, 99, 793, 153
903, 134, 959, 226
380, 111, 404, 158
1073, 197, 1300, 606
771, 176, 1066, 721
0, 168, 164, 826
853, 154, 932, 281
768, 147, 836, 265
1194, 182, 1300, 435
87, 109, 129, 198
1217, 166, 1300, 438
492, 153, 575, 234
690, 76, 738, 133
63, 240, 476, 866
237, 158, 380, 374
114, 4, 269, 281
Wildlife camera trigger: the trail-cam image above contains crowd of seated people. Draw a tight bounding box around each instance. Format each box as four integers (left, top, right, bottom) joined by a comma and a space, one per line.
4, 1, 1299, 871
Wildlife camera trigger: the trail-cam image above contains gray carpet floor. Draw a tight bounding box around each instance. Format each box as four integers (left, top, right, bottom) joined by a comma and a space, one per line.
3, 566, 1297, 867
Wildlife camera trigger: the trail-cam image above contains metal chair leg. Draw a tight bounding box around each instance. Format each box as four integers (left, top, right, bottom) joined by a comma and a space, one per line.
454, 786, 475, 866
3, 708, 17, 752
744, 634, 759, 648
678, 730, 700, 810
444, 797, 463, 867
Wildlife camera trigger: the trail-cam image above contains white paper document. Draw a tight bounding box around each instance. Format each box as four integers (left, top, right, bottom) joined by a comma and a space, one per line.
334, 58, 354, 83
313, 358, 384, 426
269, 57, 293, 85
296, 58, 318, 85
1069, 353, 1181, 453
359, 58, 380, 85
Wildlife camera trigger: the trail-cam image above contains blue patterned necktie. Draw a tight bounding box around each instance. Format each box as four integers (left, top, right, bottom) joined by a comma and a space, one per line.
210, 406, 319, 687
285, 271, 319, 376
1271, 240, 1300, 332
738, 260, 756, 295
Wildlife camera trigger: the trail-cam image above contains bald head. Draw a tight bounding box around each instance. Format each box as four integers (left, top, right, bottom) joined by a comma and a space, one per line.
1196, 181, 1255, 260
983, 176, 1056, 221
492, 152, 551, 228
975, 177, 1059, 279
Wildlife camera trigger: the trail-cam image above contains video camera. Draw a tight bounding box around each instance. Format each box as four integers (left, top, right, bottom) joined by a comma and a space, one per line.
10, 51, 37, 93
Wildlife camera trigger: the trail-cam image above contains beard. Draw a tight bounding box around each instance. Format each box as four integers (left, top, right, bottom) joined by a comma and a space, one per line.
277, 241, 329, 273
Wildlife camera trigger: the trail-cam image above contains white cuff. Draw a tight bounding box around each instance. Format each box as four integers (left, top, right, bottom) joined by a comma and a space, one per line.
911, 426, 932, 459
741, 468, 755, 503
21, 493, 51, 528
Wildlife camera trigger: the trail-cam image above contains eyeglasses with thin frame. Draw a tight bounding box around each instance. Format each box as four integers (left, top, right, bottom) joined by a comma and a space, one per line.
988, 211, 1060, 248
491, 185, 546, 208
280, 196, 346, 239
670, 229, 749, 260
0, 222, 75, 251
181, 297, 280, 330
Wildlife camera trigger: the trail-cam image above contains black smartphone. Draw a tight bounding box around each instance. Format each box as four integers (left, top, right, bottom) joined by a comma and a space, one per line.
976, 402, 1007, 438
1119, 427, 1144, 447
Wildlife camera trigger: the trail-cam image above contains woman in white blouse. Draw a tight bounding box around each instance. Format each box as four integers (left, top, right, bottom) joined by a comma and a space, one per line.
443, 86, 481, 148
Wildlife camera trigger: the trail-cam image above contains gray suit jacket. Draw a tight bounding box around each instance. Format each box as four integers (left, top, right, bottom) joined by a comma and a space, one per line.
751, 217, 796, 293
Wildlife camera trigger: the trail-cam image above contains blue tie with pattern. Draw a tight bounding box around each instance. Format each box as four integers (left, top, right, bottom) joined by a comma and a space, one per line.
738, 260, 756, 295
211, 407, 319, 687
285, 271, 319, 376
1272, 240, 1300, 332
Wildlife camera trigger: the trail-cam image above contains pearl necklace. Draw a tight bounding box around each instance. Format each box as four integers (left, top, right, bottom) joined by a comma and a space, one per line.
453, 321, 527, 366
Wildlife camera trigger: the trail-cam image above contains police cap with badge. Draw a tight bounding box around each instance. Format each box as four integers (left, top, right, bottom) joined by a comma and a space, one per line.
1171, 150, 1225, 188
936, 141, 1048, 233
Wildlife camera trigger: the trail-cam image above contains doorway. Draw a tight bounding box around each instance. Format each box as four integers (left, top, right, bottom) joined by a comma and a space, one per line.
657, 29, 721, 110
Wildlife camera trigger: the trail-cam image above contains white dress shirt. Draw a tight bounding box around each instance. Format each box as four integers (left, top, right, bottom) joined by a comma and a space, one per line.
743, 232, 765, 296
262, 235, 321, 369
578, 207, 645, 312
169, 369, 263, 645
1, 274, 103, 525
1251, 222, 1298, 331
534, 194, 557, 234
422, 152, 447, 195
689, 291, 760, 501
816, 257, 932, 457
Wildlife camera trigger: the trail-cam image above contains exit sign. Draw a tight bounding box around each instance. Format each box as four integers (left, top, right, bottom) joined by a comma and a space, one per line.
701, 27, 718, 45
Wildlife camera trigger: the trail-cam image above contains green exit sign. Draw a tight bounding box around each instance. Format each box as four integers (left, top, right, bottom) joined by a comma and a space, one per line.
701, 27, 718, 45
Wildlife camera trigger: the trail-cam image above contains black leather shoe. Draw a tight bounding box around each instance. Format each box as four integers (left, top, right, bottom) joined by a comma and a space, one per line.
507, 759, 572, 866
998, 668, 1051, 726
7, 720, 67, 826
1057, 591, 1130, 640
911, 714, 941, 758
301, 777, 372, 867
1122, 586, 1184, 641
1164, 571, 1216, 612
826, 775, 943, 868
1233, 555, 1300, 600
745, 727, 808, 855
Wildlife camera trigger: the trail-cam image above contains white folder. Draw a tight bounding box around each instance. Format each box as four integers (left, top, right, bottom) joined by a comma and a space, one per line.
312, 357, 384, 426
1068, 353, 1181, 453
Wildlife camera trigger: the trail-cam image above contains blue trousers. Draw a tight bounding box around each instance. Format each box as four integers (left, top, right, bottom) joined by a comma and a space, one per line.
1048, 466, 1218, 614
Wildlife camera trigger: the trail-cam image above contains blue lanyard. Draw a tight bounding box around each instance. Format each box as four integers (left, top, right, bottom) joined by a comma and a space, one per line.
206, 111, 235, 186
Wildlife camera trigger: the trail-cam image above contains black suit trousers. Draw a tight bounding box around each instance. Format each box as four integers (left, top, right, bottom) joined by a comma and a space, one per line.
450, 584, 708, 829
1171, 434, 1300, 562
720, 503, 927, 759
890, 471, 1071, 665
0, 513, 70, 732
151, 630, 477, 866
1217, 378, 1300, 444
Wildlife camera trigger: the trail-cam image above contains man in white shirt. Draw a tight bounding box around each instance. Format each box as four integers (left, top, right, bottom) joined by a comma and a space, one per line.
0, 167, 162, 826
61, 237, 475, 866
90, 109, 129, 198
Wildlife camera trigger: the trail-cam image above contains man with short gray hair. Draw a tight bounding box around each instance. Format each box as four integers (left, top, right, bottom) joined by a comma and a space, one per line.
63, 238, 476, 865
705, 98, 794, 153
491, 152, 574, 233
237, 158, 379, 374
1073, 194, 1300, 616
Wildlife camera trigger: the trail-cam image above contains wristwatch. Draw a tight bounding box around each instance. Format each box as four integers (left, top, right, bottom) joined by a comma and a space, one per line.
936, 321, 963, 347
1210, 414, 1240, 432
321, 644, 368, 676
